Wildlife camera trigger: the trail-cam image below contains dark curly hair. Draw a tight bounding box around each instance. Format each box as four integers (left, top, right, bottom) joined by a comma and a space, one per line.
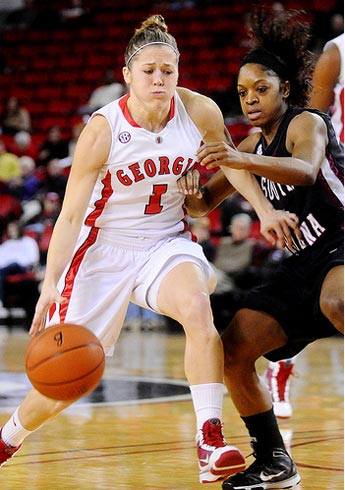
241, 7, 314, 107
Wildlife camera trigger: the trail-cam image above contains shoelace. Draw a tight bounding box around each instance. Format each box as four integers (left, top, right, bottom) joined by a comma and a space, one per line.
4, 447, 17, 455
203, 422, 226, 447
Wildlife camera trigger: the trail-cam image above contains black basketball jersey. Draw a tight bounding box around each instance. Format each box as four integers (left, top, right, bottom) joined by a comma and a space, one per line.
254, 107, 344, 254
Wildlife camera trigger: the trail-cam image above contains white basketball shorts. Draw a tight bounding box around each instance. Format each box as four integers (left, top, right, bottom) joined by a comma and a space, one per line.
48, 226, 216, 355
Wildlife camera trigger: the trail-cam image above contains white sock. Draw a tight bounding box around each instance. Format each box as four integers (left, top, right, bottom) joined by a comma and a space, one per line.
1, 408, 34, 447
190, 383, 224, 431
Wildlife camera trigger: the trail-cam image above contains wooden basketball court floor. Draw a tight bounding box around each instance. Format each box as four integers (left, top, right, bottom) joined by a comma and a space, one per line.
0, 325, 343, 490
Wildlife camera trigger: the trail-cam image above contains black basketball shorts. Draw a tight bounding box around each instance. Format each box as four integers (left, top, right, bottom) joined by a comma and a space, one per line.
241, 234, 343, 361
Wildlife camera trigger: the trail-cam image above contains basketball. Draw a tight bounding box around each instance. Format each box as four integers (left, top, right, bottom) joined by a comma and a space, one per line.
25, 323, 105, 401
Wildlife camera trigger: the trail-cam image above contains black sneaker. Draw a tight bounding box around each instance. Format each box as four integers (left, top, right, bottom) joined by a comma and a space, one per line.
222, 447, 300, 489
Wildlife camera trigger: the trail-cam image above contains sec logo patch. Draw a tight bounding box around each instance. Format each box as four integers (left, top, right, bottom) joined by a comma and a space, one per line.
118, 131, 131, 143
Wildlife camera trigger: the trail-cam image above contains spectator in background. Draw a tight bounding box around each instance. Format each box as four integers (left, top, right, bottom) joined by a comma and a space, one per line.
79, 69, 126, 114
213, 213, 274, 291
8, 130, 38, 161
59, 120, 86, 169
310, 8, 343, 52
214, 213, 255, 277
219, 192, 257, 236
36, 126, 69, 167
39, 158, 68, 202
329, 12, 344, 38
24, 191, 61, 264
60, 0, 91, 28
1, 95, 31, 135
190, 216, 217, 263
0, 181, 21, 239
0, 139, 20, 183
68, 121, 85, 160
309, 32, 344, 146
8, 155, 40, 202
24, 191, 61, 231
5, 0, 38, 30
0, 220, 39, 312
0, 0, 26, 29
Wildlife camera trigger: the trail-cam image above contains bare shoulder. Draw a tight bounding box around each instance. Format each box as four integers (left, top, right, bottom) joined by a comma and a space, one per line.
177, 87, 222, 117
176, 87, 224, 138
81, 114, 110, 145
288, 110, 327, 134
286, 110, 328, 153
74, 114, 112, 168
84, 113, 111, 139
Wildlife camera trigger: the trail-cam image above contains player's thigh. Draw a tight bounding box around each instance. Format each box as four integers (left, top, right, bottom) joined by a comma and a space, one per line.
157, 261, 213, 322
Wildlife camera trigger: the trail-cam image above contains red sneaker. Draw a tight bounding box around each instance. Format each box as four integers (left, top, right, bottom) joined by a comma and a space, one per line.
196, 418, 246, 483
0, 429, 21, 467
264, 360, 295, 419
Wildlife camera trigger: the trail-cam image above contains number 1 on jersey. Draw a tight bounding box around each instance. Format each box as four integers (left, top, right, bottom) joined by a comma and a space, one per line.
145, 184, 168, 214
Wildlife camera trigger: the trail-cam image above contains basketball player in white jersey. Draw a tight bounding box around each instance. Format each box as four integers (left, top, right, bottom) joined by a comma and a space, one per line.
0, 14, 299, 484
310, 32, 344, 145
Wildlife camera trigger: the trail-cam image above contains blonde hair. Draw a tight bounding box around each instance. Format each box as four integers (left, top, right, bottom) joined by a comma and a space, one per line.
125, 14, 179, 67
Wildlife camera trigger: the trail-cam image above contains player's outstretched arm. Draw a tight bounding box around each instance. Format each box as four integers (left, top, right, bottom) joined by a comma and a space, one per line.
30, 116, 111, 336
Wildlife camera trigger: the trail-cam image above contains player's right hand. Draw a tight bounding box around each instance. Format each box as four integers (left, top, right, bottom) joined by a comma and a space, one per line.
29, 286, 66, 337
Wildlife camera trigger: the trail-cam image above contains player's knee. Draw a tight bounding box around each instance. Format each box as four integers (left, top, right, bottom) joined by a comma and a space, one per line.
176, 290, 214, 334
222, 312, 260, 367
321, 294, 344, 332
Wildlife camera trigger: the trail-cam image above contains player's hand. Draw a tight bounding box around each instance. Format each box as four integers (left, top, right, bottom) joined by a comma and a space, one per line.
196, 142, 244, 170
177, 169, 203, 198
29, 285, 66, 337
260, 209, 301, 249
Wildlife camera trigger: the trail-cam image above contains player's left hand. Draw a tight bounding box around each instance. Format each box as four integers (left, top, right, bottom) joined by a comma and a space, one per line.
177, 169, 203, 198
260, 209, 301, 249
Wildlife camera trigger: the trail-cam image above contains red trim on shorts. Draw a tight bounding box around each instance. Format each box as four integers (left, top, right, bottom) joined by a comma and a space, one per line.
59, 226, 100, 322
48, 303, 56, 322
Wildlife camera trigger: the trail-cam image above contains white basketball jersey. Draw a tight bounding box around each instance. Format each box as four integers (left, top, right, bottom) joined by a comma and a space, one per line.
84, 92, 202, 237
324, 33, 344, 143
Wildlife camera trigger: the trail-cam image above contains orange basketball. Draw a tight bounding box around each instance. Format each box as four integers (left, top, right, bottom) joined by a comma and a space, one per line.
25, 323, 105, 401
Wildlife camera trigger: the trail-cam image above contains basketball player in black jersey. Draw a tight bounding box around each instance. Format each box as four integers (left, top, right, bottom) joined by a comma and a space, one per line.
180, 7, 344, 489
